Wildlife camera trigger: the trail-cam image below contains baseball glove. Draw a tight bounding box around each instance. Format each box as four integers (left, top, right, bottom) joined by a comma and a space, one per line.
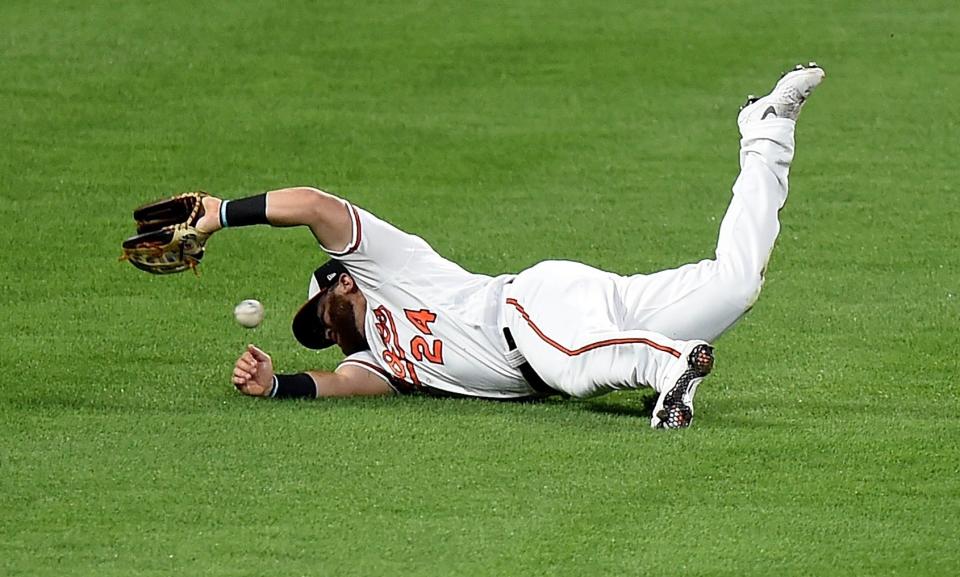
120, 192, 211, 275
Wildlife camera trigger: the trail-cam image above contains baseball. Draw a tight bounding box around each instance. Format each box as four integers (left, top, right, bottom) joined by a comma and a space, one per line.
234, 299, 264, 328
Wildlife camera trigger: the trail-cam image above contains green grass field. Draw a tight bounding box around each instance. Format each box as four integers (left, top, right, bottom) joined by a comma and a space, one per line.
2, 0, 958, 575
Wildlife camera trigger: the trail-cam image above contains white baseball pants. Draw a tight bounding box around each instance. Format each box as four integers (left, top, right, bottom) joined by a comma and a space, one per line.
503, 119, 797, 397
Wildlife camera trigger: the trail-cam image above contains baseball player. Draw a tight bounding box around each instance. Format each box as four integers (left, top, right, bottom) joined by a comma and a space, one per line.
124, 63, 824, 429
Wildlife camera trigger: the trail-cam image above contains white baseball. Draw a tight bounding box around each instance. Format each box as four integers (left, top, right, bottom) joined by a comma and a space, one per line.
234, 299, 264, 328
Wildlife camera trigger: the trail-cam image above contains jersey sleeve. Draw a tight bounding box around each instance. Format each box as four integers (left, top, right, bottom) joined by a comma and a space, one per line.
318, 201, 435, 289
336, 351, 411, 395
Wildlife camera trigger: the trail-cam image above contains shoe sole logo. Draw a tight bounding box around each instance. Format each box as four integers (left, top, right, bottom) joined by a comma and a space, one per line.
762, 106, 777, 119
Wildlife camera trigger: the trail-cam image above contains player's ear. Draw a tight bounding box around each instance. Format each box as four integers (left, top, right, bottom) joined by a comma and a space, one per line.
339, 273, 357, 292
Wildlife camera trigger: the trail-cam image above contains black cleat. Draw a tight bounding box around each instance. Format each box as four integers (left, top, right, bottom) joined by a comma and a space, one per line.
651, 343, 714, 429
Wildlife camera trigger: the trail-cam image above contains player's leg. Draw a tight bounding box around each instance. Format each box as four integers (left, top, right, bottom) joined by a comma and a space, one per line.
617, 63, 825, 342
502, 261, 713, 429
615, 119, 793, 341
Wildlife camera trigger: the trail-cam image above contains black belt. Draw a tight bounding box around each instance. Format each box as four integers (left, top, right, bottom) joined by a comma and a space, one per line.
502, 327, 560, 396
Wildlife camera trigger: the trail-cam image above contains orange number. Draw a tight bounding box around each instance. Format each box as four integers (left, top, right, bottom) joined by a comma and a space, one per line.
410, 335, 444, 364
404, 309, 438, 335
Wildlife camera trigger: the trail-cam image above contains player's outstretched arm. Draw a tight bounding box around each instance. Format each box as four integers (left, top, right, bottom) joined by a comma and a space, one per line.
232, 345, 393, 398
197, 187, 354, 254
310, 365, 396, 397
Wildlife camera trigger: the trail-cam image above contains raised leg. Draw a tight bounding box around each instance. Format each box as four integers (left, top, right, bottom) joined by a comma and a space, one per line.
617, 64, 824, 342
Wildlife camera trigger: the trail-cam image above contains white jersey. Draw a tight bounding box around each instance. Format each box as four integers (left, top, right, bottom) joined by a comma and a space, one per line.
323, 202, 535, 399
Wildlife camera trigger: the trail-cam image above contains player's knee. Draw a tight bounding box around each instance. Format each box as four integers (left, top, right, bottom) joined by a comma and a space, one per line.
716, 265, 764, 312
732, 271, 764, 310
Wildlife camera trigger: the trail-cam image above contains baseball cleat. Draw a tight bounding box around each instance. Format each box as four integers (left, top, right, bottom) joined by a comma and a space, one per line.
650, 342, 714, 429
738, 62, 825, 127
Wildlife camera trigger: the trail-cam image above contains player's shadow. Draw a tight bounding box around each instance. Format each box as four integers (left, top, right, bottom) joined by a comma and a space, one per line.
576, 393, 658, 419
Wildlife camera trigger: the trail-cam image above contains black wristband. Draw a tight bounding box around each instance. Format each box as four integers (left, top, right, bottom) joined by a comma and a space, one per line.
270, 373, 317, 399
221, 194, 269, 227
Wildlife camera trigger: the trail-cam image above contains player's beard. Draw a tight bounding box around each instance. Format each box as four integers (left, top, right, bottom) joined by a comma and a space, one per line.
327, 294, 369, 355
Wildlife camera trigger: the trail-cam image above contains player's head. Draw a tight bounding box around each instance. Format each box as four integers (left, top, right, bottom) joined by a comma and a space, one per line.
292, 260, 369, 355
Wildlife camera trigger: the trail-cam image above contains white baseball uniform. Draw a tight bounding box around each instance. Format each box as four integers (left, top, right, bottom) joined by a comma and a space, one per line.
325, 118, 796, 399
325, 205, 533, 399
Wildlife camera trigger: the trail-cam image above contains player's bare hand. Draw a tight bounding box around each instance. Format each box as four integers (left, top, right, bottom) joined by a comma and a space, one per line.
196, 195, 224, 235
232, 344, 275, 396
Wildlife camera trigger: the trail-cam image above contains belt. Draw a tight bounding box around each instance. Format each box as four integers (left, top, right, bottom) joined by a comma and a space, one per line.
502, 327, 561, 396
